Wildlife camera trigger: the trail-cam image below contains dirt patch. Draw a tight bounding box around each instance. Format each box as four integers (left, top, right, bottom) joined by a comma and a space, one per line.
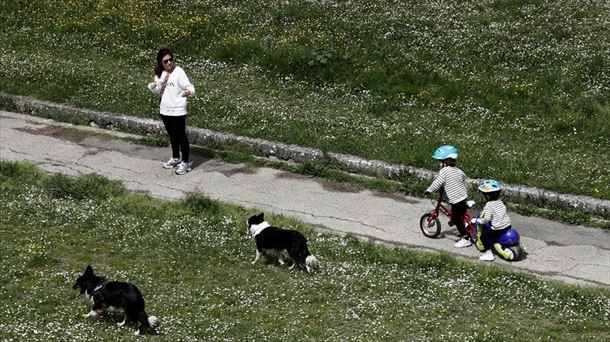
319, 179, 361, 193
220, 165, 257, 177
275, 171, 309, 181
275, 171, 420, 198
276, 171, 361, 193
372, 192, 419, 204
16, 126, 113, 144
544, 240, 566, 247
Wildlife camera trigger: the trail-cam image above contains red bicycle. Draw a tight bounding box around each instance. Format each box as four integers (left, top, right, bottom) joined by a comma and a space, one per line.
419, 195, 476, 240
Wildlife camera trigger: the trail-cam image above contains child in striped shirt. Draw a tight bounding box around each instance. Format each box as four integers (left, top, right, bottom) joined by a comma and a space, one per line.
425, 145, 472, 248
473, 179, 512, 261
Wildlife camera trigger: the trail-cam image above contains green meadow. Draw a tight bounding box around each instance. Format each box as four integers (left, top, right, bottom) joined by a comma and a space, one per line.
0, 0, 608, 200
0, 161, 608, 341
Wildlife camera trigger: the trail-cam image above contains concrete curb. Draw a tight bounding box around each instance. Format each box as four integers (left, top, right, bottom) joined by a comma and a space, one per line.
2, 92, 609, 217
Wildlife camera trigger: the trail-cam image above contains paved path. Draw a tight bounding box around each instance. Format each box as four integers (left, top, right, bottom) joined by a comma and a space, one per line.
1, 111, 609, 287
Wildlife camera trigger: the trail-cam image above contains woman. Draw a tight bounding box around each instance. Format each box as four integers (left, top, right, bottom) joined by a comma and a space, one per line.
148, 48, 195, 175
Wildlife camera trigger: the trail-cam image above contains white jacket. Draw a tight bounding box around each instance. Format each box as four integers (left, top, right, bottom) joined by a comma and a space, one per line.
148, 66, 195, 116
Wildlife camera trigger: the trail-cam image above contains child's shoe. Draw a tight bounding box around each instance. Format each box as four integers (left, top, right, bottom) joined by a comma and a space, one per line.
479, 249, 495, 261
454, 238, 472, 248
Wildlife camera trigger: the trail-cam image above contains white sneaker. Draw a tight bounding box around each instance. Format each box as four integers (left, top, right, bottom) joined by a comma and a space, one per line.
479, 250, 495, 261
454, 238, 472, 248
163, 158, 182, 169
175, 161, 192, 175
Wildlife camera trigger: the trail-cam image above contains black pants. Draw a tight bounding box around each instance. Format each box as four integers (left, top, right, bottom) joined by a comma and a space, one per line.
480, 226, 511, 250
451, 200, 468, 237
160, 114, 189, 163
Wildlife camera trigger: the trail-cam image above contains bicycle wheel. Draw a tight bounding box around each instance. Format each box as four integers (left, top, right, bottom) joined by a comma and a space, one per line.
420, 213, 441, 238
508, 245, 525, 261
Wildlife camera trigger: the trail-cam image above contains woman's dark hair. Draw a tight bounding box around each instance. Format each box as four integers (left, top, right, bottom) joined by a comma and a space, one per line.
154, 48, 173, 77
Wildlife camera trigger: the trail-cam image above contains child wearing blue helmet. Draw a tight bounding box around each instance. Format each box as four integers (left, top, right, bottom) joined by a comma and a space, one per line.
474, 179, 512, 261
425, 145, 471, 248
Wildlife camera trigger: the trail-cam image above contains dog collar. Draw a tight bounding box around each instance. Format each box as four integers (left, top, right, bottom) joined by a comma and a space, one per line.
250, 222, 271, 237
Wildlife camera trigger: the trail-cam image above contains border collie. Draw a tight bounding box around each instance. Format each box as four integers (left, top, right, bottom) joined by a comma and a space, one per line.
72, 265, 158, 335
247, 213, 319, 273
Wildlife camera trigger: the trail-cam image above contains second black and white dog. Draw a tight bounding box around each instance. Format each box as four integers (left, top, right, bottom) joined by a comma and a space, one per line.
72, 265, 158, 335
247, 213, 319, 273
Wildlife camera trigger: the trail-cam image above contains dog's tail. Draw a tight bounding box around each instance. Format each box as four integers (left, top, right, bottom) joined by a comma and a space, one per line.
135, 312, 159, 335
305, 255, 319, 273
147, 316, 159, 329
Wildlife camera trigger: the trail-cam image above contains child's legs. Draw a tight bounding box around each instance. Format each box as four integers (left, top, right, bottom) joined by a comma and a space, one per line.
481, 227, 509, 250
451, 200, 468, 237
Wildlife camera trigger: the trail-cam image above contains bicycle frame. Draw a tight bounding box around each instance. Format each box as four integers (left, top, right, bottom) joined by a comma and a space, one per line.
426, 197, 476, 239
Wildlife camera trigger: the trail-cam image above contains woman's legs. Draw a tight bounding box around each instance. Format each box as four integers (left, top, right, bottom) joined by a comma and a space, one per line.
161, 114, 181, 159
174, 115, 189, 163
160, 115, 189, 162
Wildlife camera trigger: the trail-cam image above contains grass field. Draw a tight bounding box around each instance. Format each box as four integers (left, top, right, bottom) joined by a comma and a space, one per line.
0, 0, 608, 200
1, 161, 609, 341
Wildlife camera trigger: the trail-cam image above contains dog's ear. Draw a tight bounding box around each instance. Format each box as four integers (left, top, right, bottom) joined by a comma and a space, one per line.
257, 213, 265, 220
85, 265, 94, 275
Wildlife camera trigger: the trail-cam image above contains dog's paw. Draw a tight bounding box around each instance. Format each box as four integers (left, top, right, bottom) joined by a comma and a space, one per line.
84, 310, 97, 318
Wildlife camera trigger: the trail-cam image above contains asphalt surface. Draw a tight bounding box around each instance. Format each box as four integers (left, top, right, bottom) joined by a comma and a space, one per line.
1, 111, 609, 288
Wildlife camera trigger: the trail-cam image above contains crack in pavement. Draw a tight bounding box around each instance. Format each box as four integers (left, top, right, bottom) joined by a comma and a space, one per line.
38, 157, 96, 174
239, 199, 388, 233
526, 242, 547, 255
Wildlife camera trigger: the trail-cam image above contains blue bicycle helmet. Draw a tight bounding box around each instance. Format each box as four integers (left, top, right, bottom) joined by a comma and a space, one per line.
478, 179, 502, 193
432, 145, 459, 160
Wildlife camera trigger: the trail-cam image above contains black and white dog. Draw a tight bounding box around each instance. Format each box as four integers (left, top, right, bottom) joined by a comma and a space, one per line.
72, 265, 158, 335
247, 213, 319, 273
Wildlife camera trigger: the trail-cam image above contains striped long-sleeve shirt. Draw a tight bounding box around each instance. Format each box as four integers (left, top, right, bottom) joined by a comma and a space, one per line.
478, 200, 511, 230
425, 166, 468, 204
